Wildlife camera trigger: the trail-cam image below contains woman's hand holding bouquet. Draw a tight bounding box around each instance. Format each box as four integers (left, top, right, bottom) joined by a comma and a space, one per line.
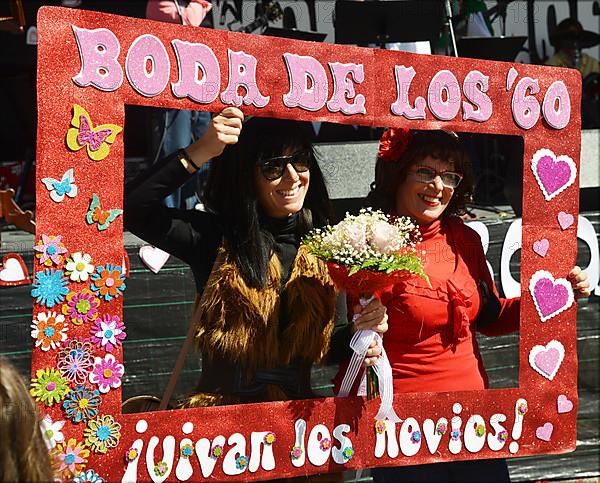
304, 209, 428, 421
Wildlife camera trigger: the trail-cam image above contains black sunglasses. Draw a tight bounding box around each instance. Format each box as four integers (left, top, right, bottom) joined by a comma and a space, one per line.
256, 152, 312, 180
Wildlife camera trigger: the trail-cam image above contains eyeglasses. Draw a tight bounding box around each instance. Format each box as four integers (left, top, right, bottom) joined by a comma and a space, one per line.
256, 152, 312, 180
412, 166, 463, 188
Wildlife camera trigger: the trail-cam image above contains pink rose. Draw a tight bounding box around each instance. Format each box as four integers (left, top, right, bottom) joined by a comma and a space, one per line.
345, 222, 367, 251
370, 220, 397, 254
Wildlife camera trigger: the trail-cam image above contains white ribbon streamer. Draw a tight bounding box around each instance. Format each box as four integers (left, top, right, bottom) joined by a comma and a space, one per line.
337, 297, 401, 422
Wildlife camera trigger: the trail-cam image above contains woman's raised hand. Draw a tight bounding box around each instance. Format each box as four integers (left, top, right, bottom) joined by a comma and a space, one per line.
352, 298, 388, 367
569, 266, 592, 299
187, 107, 244, 167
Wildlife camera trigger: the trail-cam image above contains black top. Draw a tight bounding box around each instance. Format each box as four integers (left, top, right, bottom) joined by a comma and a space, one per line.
124, 152, 352, 364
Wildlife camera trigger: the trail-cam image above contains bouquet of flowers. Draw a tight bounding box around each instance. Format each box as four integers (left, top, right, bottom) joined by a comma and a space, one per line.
303, 209, 428, 420
303, 208, 428, 293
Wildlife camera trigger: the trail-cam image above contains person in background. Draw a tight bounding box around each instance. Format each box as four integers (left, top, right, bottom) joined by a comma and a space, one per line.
146, 0, 213, 209
546, 18, 600, 128
335, 128, 591, 482
0, 356, 53, 482
125, 107, 386, 410
546, 18, 600, 78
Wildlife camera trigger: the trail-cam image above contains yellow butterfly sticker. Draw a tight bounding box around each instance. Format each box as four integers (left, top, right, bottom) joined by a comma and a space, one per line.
65, 104, 123, 161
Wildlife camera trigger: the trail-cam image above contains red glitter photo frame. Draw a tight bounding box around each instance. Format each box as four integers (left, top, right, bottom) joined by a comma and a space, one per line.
33, 7, 581, 481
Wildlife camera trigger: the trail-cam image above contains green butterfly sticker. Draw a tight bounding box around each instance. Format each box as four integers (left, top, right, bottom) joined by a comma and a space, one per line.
86, 194, 123, 231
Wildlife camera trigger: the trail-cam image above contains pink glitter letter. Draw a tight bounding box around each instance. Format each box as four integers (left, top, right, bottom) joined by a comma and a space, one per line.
428, 70, 461, 121
72, 25, 123, 92
511, 77, 540, 130
542, 80, 571, 130
282, 53, 328, 111
462, 70, 492, 122
125, 34, 170, 98
171, 39, 220, 103
220, 49, 269, 108
391, 66, 426, 119
326, 62, 366, 115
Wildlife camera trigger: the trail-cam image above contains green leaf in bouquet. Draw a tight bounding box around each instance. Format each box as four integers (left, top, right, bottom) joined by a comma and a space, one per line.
348, 265, 361, 276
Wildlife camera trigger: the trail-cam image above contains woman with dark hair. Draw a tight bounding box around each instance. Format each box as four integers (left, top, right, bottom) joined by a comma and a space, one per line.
125, 107, 387, 409
335, 128, 590, 482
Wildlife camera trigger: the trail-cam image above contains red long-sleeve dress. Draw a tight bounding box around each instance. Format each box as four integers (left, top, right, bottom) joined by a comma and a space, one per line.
335, 216, 520, 394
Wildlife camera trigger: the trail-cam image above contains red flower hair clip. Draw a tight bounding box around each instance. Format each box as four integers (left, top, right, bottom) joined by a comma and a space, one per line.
377, 128, 413, 163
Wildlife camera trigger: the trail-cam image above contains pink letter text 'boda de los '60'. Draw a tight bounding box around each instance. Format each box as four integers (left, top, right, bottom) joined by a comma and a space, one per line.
71, 26, 570, 129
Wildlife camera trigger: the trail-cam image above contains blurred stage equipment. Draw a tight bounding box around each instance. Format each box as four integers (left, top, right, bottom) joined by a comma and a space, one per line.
333, 0, 444, 48
235, 0, 326, 43
236, 0, 282, 33
443, 0, 458, 56
458, 36, 527, 62
263, 26, 326, 42
0, 0, 25, 33
219, 0, 242, 29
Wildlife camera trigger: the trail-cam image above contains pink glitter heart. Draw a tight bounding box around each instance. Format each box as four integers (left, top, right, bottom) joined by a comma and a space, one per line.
535, 422, 553, 442
558, 211, 574, 230
533, 239, 549, 257
534, 348, 562, 377
536, 155, 572, 197
557, 394, 573, 414
533, 278, 569, 319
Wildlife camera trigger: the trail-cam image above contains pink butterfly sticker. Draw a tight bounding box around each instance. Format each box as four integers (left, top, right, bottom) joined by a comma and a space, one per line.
77, 115, 114, 152
66, 104, 122, 161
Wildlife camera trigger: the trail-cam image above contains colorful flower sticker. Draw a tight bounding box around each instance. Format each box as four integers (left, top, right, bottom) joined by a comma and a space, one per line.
86, 194, 123, 232
90, 314, 126, 352
31, 269, 69, 308
180, 444, 194, 458
65, 104, 123, 162
342, 447, 355, 461
31, 311, 69, 351
264, 432, 276, 445
40, 415, 66, 450
319, 438, 332, 451
451, 429, 461, 441
73, 469, 105, 483
497, 430, 508, 442
41, 168, 78, 203
125, 447, 139, 462
84, 414, 122, 454
65, 252, 95, 282
235, 455, 249, 470
375, 420, 387, 434
30, 367, 70, 406
57, 339, 94, 385
518, 401, 529, 415
34, 235, 68, 267
475, 424, 485, 437
62, 289, 100, 326
89, 354, 124, 393
90, 264, 126, 301
290, 446, 303, 460
211, 445, 223, 459
52, 438, 89, 478
436, 422, 447, 435
63, 385, 101, 423
154, 461, 168, 477
411, 431, 421, 443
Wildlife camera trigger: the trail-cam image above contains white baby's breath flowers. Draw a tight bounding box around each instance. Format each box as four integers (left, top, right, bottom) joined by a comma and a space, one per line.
303, 208, 425, 278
